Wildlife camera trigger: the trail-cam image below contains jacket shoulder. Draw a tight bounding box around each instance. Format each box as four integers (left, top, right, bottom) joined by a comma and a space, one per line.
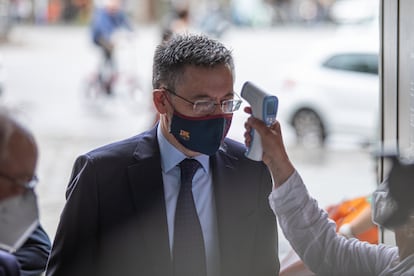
83, 127, 157, 161
221, 138, 248, 158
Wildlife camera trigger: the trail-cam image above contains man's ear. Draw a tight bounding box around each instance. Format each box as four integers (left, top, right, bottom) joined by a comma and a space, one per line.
153, 89, 168, 114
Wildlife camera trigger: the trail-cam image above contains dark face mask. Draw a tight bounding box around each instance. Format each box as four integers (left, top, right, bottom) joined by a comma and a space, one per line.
169, 110, 233, 156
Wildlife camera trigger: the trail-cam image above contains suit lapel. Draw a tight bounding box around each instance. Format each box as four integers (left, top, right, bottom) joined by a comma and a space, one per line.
122, 128, 258, 275
126, 128, 173, 276
212, 149, 257, 276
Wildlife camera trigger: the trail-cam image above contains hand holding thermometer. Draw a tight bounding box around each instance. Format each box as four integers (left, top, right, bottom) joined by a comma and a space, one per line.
241, 81, 279, 161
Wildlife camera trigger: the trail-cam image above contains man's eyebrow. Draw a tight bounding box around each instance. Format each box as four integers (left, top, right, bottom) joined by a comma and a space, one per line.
192, 91, 235, 100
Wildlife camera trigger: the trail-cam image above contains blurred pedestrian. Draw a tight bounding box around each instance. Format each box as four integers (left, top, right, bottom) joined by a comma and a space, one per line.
0, 108, 51, 276
161, 6, 191, 42
90, 0, 133, 95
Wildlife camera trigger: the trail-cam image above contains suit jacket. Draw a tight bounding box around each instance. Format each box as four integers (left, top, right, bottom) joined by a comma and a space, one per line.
0, 250, 20, 276
0, 224, 50, 276
46, 126, 279, 276
14, 225, 51, 276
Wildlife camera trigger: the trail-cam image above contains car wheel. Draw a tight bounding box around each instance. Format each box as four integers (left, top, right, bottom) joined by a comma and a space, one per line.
292, 109, 326, 148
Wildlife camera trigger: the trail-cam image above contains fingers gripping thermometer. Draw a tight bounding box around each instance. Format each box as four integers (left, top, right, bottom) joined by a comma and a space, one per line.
241, 81, 279, 161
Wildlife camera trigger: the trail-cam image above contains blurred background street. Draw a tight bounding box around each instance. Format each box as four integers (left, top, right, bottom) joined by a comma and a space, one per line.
0, 0, 380, 259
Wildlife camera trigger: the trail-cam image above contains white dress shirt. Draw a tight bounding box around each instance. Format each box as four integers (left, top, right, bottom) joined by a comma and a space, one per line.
157, 125, 220, 276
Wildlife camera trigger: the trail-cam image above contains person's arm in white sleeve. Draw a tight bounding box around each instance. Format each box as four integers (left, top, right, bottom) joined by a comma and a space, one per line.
244, 115, 398, 276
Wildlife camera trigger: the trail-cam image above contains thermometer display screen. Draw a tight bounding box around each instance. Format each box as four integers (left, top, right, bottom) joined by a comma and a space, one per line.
266, 100, 277, 115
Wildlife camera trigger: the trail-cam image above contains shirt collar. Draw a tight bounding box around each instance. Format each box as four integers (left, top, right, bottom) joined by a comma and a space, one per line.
157, 124, 209, 173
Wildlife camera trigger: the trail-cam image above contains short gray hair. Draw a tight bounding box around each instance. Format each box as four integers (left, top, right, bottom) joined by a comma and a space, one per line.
152, 33, 235, 90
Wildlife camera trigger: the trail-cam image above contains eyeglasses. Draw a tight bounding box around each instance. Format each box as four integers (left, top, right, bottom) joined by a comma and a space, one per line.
163, 87, 243, 115
0, 173, 38, 190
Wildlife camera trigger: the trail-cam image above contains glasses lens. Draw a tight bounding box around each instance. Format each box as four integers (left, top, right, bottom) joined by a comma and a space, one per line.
222, 100, 242, 113
193, 97, 242, 114
194, 101, 215, 114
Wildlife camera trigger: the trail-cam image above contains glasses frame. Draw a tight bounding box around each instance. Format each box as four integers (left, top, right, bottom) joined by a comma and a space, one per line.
162, 87, 242, 115
0, 173, 38, 190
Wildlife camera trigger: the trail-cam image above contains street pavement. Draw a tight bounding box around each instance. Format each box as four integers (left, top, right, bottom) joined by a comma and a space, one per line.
0, 23, 378, 258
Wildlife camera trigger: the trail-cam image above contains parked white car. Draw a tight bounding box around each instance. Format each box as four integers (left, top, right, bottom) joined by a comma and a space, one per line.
276, 40, 379, 148
330, 0, 379, 25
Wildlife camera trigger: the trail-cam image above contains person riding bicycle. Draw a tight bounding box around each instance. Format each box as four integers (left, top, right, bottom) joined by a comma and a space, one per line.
91, 0, 133, 95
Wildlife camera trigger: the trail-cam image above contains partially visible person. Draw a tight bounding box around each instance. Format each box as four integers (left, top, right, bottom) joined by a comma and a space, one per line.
280, 194, 378, 276
90, 0, 133, 95
0, 108, 51, 276
244, 114, 414, 276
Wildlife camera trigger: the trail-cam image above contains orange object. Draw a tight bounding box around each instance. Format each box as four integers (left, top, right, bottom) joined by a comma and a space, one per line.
47, 0, 62, 23
327, 196, 378, 244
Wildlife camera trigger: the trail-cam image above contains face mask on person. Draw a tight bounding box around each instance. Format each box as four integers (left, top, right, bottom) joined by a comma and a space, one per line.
372, 153, 414, 229
0, 189, 39, 253
169, 110, 232, 156
371, 181, 398, 228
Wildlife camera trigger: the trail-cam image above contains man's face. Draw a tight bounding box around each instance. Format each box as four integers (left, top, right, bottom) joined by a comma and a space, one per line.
158, 63, 234, 156
166, 64, 234, 118
0, 129, 37, 200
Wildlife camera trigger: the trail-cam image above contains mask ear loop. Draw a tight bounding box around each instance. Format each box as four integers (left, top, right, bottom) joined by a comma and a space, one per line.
160, 89, 179, 134
162, 89, 200, 118
160, 89, 170, 104
161, 89, 178, 111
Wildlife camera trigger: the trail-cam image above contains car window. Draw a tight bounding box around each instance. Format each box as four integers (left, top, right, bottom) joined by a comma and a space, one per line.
322, 53, 378, 74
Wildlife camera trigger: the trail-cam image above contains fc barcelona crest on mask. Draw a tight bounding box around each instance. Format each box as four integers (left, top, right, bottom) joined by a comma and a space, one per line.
179, 130, 190, 140
169, 111, 233, 156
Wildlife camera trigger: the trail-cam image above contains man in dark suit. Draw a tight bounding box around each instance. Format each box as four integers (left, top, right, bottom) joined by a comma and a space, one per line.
0, 109, 51, 276
46, 34, 279, 276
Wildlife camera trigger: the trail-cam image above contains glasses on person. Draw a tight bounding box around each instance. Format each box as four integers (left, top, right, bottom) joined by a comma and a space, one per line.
163, 87, 243, 115
0, 173, 38, 190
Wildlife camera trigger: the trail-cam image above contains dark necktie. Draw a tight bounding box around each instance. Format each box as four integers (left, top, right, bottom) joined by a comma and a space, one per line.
173, 158, 207, 276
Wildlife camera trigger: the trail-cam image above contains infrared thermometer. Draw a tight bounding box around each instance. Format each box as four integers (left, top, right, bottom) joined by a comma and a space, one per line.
241, 81, 279, 161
